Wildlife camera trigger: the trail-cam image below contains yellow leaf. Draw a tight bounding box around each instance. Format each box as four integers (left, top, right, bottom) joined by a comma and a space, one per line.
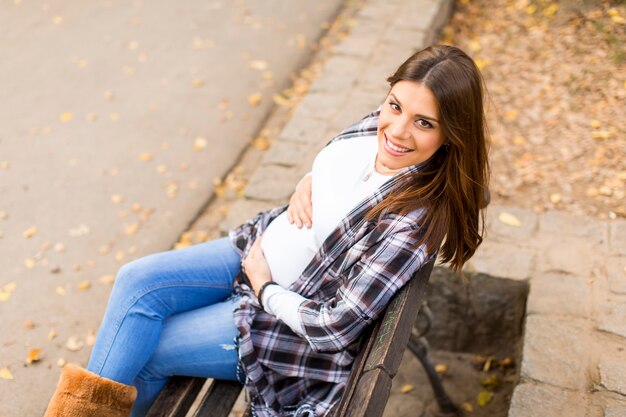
550, 193, 561, 204
52, 16, 63, 24
435, 363, 448, 374
261, 71, 274, 80
498, 212, 522, 227
110, 112, 120, 122
78, 281, 91, 291
462, 402, 474, 412
296, 34, 307, 49
23, 226, 37, 238
400, 384, 414, 393
23, 320, 35, 329
526, 4, 537, 14
24, 258, 36, 269
193, 137, 208, 152
48, 329, 58, 340
611, 15, 625, 24
468, 39, 481, 52
0, 161, 9, 169
26, 348, 42, 364
592, 131, 611, 139
590, 120, 601, 129
103, 90, 115, 101
56, 286, 66, 296
249, 60, 268, 70
505, 110, 518, 121
60, 112, 73, 122
273, 94, 290, 106
543, 3, 558, 17
99, 275, 115, 285
85, 330, 96, 347
191, 78, 205, 88
253, 137, 270, 151
3, 282, 16, 292
115, 251, 125, 262
247, 93, 263, 106
0, 291, 10, 302
57, 358, 67, 367
138, 152, 153, 162
476, 390, 493, 406
474, 58, 488, 70
124, 222, 140, 236
111, 194, 124, 204
0, 367, 13, 380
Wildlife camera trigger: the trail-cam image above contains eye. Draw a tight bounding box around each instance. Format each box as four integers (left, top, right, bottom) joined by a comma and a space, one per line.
388, 100, 400, 112
416, 118, 433, 129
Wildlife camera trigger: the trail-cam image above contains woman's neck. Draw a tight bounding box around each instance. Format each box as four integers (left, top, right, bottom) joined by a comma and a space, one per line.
374, 155, 403, 176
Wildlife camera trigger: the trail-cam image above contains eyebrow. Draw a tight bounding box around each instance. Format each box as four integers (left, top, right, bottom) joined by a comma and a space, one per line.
390, 93, 440, 123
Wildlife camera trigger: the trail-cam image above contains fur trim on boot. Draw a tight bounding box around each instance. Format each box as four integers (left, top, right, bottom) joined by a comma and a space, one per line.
43, 364, 137, 417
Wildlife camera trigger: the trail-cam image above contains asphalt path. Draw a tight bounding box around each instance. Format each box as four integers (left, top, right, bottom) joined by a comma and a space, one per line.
0, 1, 344, 414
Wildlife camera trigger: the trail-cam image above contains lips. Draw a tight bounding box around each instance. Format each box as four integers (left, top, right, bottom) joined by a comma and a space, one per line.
384, 133, 414, 156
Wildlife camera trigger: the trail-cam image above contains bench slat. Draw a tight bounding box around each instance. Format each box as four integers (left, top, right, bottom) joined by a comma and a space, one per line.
192, 380, 242, 417
345, 368, 392, 417
146, 376, 206, 417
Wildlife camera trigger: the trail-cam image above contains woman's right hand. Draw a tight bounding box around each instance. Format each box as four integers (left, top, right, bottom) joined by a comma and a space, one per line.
287, 173, 313, 229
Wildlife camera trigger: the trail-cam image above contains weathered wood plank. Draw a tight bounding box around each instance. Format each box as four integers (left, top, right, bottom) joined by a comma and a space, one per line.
192, 380, 242, 417
344, 369, 392, 417
146, 376, 206, 417
364, 260, 433, 377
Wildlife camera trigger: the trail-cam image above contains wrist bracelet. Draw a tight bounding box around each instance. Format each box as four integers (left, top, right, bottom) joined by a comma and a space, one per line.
257, 281, 278, 310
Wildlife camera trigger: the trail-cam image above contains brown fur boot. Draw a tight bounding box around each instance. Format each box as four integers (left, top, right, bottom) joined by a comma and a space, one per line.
43, 364, 137, 417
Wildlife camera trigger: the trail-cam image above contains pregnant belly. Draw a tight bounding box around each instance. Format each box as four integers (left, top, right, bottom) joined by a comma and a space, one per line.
260, 212, 319, 288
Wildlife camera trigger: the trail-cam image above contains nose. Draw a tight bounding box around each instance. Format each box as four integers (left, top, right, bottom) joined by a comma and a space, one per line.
390, 115, 411, 140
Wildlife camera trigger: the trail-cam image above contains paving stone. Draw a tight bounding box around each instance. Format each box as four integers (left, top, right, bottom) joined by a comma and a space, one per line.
539, 237, 593, 276
597, 298, 626, 339
291, 91, 347, 121
465, 240, 534, 281
262, 140, 319, 168
486, 205, 539, 243
244, 165, 305, 203
356, 0, 403, 21
520, 315, 591, 390
380, 26, 427, 50
539, 210, 609, 247
393, 0, 452, 44
219, 199, 279, 237
598, 343, 626, 395
279, 114, 329, 145
606, 258, 626, 295
605, 404, 626, 417
308, 71, 357, 95
526, 272, 591, 318
355, 42, 421, 94
334, 34, 381, 59
329, 90, 385, 133
609, 220, 626, 255
508, 382, 586, 417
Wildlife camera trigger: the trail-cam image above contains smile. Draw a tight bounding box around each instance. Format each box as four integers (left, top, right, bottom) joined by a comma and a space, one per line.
384, 133, 414, 154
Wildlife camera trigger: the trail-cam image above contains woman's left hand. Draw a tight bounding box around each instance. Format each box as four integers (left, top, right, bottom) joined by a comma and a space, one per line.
243, 236, 273, 296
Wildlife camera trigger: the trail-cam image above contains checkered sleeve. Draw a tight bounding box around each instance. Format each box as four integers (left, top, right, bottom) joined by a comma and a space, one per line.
297, 219, 427, 353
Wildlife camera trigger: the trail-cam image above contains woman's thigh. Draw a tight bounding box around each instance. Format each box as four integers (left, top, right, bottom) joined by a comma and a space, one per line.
109, 236, 242, 314
136, 296, 241, 382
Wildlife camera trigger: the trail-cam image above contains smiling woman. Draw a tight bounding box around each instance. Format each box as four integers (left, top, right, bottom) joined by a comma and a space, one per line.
43, 45, 489, 417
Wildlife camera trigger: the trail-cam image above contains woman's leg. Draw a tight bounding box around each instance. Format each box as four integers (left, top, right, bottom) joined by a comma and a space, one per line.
130, 296, 241, 417
87, 237, 241, 385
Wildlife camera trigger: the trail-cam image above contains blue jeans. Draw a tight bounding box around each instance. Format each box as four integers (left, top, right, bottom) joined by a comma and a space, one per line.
87, 237, 243, 417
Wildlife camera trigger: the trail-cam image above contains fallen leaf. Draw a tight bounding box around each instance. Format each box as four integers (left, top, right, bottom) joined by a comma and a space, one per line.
23, 226, 37, 238
103, 91, 115, 101
3, 282, 16, 292
24, 258, 36, 269
247, 93, 262, 106
99, 275, 115, 285
139, 152, 153, 162
124, 222, 140, 236
85, 330, 96, 347
66, 336, 84, 352
480, 375, 501, 391
69, 224, 90, 237
543, 3, 558, 17
435, 363, 448, 374
476, 390, 493, 407
252, 137, 270, 151
52, 16, 63, 24
60, 112, 73, 122
191, 78, 205, 88
498, 212, 522, 227
0, 367, 13, 380
462, 402, 474, 412
549, 193, 561, 204
193, 137, 208, 152
0, 291, 11, 302
400, 384, 414, 393
23, 320, 35, 329
592, 131, 611, 139
56, 286, 66, 296
26, 348, 42, 364
249, 60, 268, 70
78, 281, 91, 291
48, 329, 58, 340
0, 211, 7, 219
57, 358, 67, 367
272, 94, 290, 106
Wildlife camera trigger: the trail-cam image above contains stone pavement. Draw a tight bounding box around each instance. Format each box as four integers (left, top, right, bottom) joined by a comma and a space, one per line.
187, 0, 626, 415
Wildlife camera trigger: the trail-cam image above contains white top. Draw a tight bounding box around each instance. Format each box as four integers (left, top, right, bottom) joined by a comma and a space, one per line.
259, 135, 391, 335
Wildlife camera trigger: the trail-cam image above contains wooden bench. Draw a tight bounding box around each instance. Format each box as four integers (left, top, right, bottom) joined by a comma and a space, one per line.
146, 259, 434, 417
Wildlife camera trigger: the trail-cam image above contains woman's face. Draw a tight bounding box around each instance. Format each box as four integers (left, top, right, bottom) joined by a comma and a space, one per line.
377, 80, 445, 171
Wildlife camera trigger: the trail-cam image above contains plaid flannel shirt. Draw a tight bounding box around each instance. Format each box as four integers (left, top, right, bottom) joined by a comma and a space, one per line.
229, 109, 431, 417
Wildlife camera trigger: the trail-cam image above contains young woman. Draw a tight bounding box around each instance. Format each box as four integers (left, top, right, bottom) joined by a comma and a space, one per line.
44, 45, 489, 417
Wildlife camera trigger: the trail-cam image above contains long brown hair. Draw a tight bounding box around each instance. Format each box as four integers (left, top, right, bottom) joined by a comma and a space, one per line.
366, 45, 490, 271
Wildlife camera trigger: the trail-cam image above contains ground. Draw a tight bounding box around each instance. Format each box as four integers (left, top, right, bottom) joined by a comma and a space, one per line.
445, 0, 625, 220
